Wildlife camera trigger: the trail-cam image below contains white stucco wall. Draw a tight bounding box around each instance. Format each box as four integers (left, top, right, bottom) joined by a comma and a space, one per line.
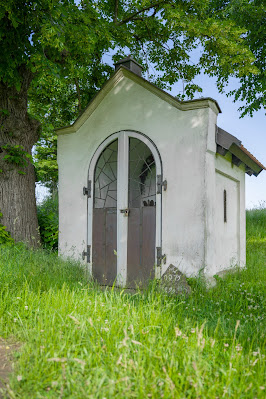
204, 153, 246, 276
58, 72, 244, 281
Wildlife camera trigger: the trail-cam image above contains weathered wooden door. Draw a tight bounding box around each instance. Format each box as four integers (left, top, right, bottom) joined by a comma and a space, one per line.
127, 138, 156, 287
92, 139, 118, 285
90, 132, 161, 287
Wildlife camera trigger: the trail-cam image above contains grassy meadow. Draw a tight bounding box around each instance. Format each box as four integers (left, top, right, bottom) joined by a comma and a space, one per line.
0, 208, 265, 398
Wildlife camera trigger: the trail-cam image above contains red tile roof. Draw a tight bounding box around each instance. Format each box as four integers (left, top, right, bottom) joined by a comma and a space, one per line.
240, 145, 266, 171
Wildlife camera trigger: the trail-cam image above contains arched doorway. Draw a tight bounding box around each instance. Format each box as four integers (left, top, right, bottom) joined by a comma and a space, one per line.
87, 131, 162, 287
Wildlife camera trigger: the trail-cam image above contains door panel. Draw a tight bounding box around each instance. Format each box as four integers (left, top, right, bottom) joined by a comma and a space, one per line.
92, 208, 106, 283
127, 208, 141, 284
105, 209, 117, 284
127, 138, 156, 288
92, 209, 117, 285
142, 206, 156, 277
127, 207, 156, 287
92, 139, 118, 285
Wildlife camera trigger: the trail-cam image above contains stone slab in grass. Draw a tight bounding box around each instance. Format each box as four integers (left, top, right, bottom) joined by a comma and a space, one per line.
160, 264, 191, 296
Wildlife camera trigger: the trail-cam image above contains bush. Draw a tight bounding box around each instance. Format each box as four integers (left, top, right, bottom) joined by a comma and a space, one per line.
37, 195, 59, 250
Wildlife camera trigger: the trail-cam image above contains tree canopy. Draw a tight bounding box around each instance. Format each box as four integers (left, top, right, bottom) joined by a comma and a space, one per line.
226, 0, 266, 116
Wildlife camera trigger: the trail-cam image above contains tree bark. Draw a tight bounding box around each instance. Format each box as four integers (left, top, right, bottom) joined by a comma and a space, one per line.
0, 66, 41, 247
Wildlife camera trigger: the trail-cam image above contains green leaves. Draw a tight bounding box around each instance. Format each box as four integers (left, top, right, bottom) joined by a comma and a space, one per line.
225, 0, 266, 116
0, 224, 14, 244
2, 144, 33, 169
0, 212, 14, 245
1, 0, 262, 105
37, 195, 59, 250
0, 109, 10, 116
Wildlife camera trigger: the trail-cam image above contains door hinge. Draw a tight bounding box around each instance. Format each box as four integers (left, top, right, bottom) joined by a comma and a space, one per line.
83, 180, 91, 197
156, 247, 166, 267
82, 245, 91, 263
157, 175, 167, 194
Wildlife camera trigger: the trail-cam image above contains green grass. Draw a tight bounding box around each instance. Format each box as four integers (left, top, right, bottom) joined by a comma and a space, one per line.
0, 209, 265, 398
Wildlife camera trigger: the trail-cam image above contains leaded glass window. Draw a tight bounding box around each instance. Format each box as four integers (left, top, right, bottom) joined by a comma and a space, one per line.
128, 138, 156, 208
94, 140, 118, 208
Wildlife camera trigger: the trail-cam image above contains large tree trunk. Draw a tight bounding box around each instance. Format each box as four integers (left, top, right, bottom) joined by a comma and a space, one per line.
0, 67, 41, 247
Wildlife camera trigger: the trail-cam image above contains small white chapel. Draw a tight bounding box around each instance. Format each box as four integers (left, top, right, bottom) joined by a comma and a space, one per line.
57, 56, 265, 288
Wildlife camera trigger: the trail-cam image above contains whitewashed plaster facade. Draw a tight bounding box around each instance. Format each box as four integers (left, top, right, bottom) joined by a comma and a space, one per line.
57, 66, 264, 285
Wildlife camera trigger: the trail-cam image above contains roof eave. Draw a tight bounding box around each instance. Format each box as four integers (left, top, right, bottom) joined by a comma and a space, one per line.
216, 126, 265, 176
229, 143, 263, 176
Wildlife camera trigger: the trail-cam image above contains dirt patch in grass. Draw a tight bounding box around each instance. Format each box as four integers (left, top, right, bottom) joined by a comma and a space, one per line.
0, 338, 20, 399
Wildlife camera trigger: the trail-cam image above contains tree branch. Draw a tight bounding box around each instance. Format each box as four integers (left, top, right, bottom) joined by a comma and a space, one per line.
114, 0, 119, 23
142, 19, 170, 52
116, 1, 164, 26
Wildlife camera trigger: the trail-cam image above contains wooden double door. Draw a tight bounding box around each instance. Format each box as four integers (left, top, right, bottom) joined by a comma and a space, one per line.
90, 132, 161, 288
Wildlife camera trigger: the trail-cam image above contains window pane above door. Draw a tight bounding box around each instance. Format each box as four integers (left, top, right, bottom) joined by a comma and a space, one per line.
94, 139, 118, 208
128, 138, 156, 208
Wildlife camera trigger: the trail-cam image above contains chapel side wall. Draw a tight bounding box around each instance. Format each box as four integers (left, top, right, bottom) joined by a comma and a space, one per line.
208, 153, 246, 276
57, 76, 214, 276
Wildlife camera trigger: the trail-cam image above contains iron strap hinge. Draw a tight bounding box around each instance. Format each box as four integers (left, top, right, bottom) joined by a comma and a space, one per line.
157, 175, 167, 194
82, 245, 91, 263
83, 180, 92, 197
156, 247, 166, 267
